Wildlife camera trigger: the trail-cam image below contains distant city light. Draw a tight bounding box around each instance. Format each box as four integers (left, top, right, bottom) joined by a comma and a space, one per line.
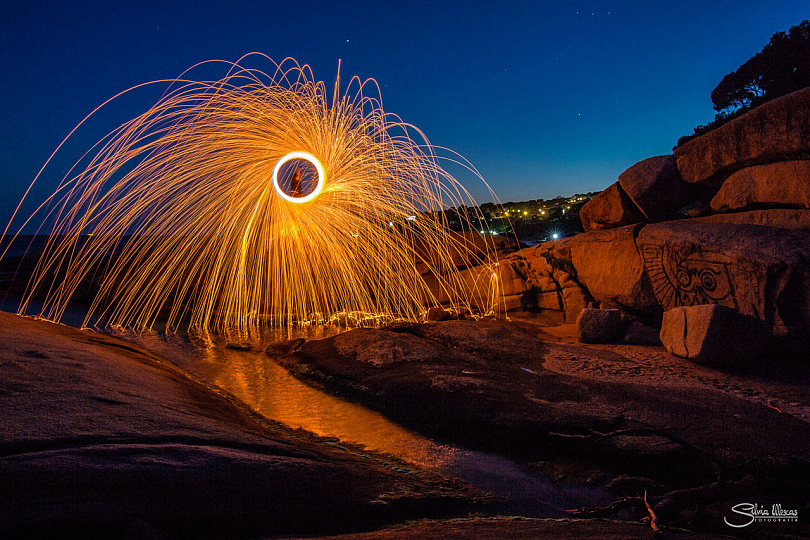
552, 233, 559, 239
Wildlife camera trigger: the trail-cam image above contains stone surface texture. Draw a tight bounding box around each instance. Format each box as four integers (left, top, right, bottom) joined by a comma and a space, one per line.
710, 160, 810, 212
659, 304, 769, 365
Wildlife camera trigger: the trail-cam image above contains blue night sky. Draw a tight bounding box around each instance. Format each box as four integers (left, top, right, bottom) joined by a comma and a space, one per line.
1, 1, 808, 222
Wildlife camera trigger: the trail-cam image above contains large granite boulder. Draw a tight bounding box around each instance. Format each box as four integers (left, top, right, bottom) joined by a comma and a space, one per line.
618, 155, 692, 221
637, 221, 810, 341
674, 87, 810, 184
579, 182, 644, 231
546, 224, 659, 313
710, 160, 810, 212
660, 304, 769, 366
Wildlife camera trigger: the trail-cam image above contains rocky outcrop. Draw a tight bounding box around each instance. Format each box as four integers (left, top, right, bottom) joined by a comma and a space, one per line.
660, 304, 769, 365
580, 87, 810, 233
637, 221, 810, 340
534, 86, 810, 352
426, 88, 810, 352
674, 87, 810, 184
578, 182, 644, 231
483, 218, 810, 352
710, 160, 810, 212
618, 155, 691, 221
500, 257, 589, 322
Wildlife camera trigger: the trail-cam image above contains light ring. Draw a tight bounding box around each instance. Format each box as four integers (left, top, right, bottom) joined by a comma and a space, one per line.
272, 151, 326, 204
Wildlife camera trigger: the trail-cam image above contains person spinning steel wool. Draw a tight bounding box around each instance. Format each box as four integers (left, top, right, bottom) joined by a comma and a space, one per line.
289, 169, 303, 197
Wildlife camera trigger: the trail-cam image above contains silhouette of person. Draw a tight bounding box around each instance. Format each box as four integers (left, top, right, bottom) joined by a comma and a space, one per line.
289, 169, 303, 197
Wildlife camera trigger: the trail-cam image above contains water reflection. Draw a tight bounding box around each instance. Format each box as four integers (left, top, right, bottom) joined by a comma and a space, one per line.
123, 327, 610, 516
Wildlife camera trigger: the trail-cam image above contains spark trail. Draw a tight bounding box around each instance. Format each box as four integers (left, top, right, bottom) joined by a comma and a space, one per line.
3, 54, 502, 330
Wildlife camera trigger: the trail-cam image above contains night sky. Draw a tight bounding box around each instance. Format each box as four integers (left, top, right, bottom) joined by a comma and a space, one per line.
2, 1, 808, 224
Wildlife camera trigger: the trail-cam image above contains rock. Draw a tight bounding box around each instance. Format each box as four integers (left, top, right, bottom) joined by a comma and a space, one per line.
561, 285, 589, 322
467, 249, 592, 322
265, 338, 305, 355
690, 208, 810, 229
674, 87, 810, 184
426, 306, 452, 321
620, 320, 662, 345
225, 342, 253, 351
637, 221, 810, 341
562, 224, 659, 313
496, 257, 538, 298
606, 475, 665, 495
618, 155, 692, 221
576, 308, 626, 343
710, 161, 810, 212
579, 182, 645, 231
659, 305, 769, 365
279, 318, 810, 522
681, 200, 712, 218
0, 313, 474, 536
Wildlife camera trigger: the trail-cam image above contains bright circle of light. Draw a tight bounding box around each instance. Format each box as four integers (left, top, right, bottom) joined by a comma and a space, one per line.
272, 151, 326, 204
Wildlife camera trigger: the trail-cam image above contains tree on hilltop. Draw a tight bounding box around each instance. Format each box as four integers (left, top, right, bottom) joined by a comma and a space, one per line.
677, 20, 810, 147
712, 20, 810, 113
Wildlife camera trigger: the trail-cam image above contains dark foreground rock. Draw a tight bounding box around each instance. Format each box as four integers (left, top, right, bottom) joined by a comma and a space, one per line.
276, 319, 810, 536
296, 516, 705, 539
0, 312, 479, 538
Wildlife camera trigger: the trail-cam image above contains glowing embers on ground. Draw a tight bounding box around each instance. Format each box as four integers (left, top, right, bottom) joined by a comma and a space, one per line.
2, 54, 502, 330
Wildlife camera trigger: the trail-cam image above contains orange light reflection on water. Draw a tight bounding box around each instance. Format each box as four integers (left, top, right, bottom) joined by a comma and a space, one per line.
132, 327, 460, 469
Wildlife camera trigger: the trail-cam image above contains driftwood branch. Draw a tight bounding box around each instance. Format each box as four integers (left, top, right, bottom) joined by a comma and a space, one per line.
644, 490, 661, 534
568, 476, 756, 525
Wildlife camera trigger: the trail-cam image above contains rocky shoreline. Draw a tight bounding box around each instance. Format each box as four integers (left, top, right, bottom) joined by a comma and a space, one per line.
0, 313, 482, 538
274, 318, 810, 536
6, 311, 808, 537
